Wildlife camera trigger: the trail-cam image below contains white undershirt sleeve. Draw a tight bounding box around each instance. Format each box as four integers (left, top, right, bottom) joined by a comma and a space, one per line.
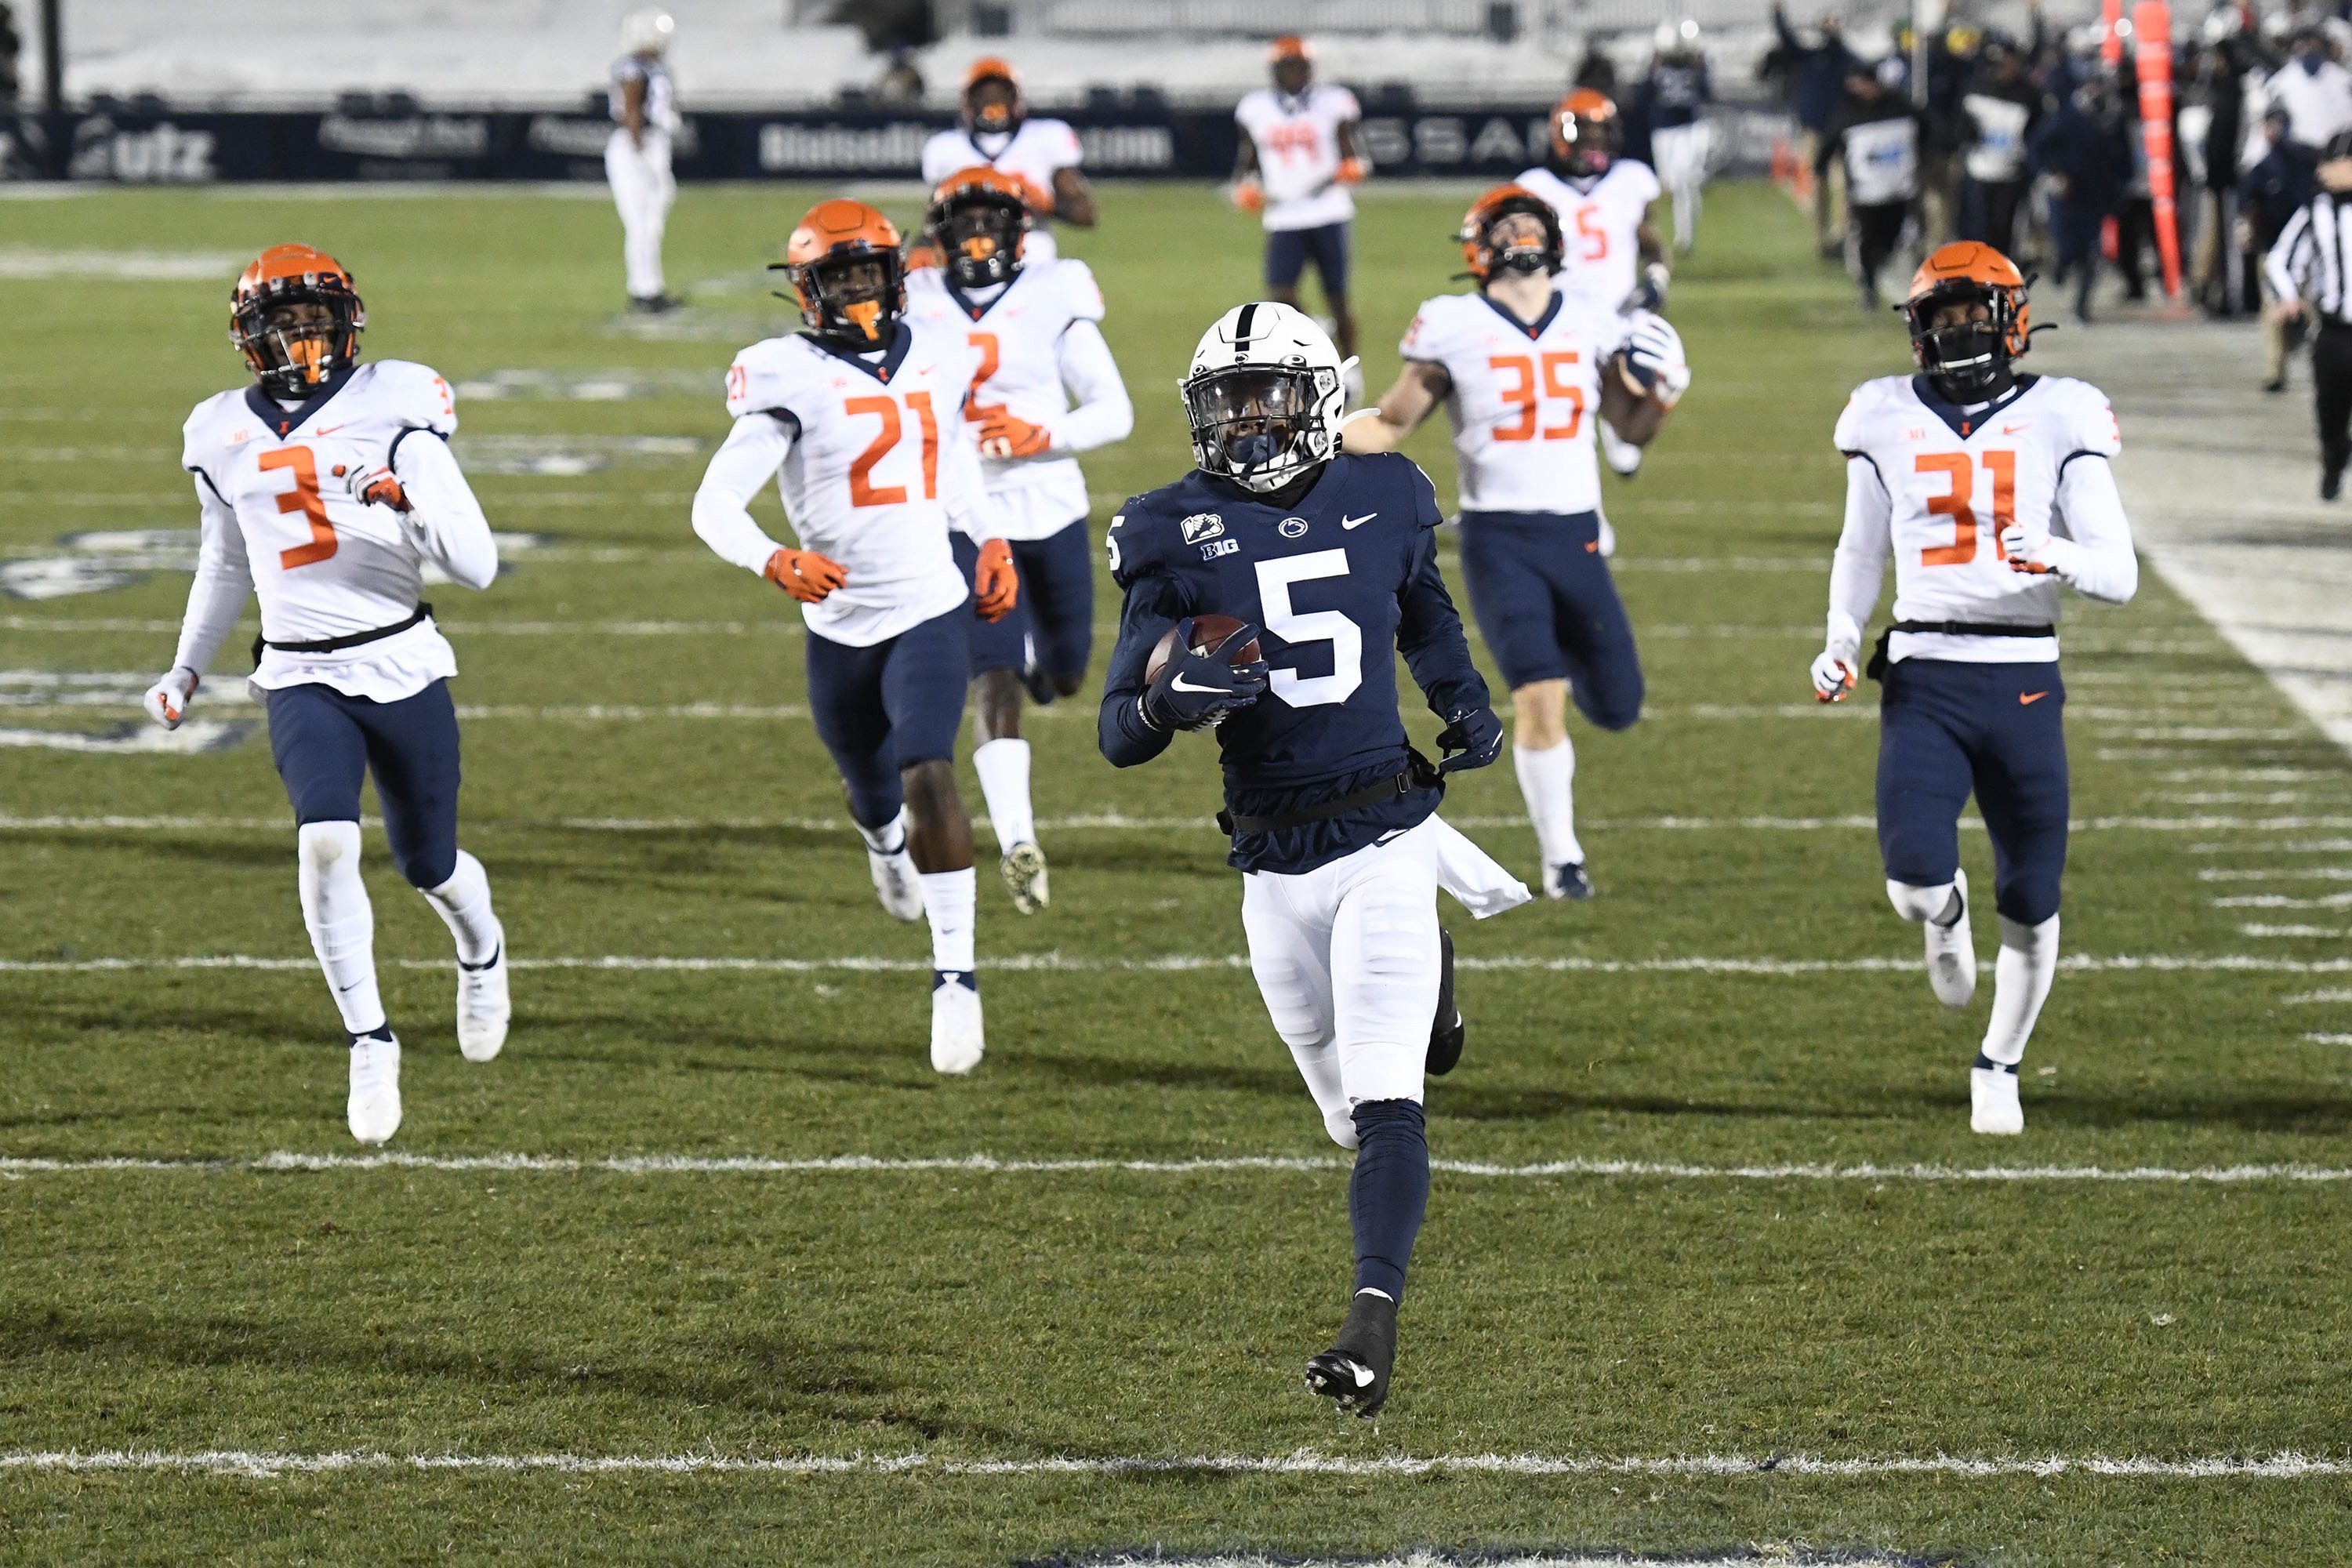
172, 474, 253, 676
691, 412, 796, 574
2049, 454, 2139, 604
1047, 319, 1134, 454
941, 411, 1012, 544
1825, 454, 1892, 659
390, 431, 499, 591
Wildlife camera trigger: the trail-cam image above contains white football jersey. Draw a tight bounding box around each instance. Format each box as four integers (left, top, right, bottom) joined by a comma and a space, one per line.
1835, 372, 2124, 664
1400, 289, 1635, 516
723, 320, 983, 645
904, 257, 1107, 536
922, 118, 1081, 263
181, 358, 462, 699
1236, 84, 1363, 230
1515, 160, 1661, 310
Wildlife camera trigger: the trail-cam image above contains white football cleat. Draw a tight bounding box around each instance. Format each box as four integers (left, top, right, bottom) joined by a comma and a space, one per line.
1600, 421, 1645, 477
1970, 1061, 2024, 1134
868, 844, 924, 922
347, 1032, 402, 1145
929, 970, 985, 1075
455, 933, 510, 1063
1000, 840, 1049, 914
1925, 868, 1976, 1008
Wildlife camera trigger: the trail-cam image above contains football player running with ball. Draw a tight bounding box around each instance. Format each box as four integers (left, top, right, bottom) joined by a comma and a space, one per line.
692, 200, 1020, 1075
1100, 302, 1530, 1417
145, 245, 510, 1146
1346, 186, 1690, 902
1813, 242, 2137, 1134
907, 167, 1134, 913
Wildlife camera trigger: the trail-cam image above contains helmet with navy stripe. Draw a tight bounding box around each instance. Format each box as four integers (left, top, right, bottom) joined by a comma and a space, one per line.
1181, 301, 1356, 494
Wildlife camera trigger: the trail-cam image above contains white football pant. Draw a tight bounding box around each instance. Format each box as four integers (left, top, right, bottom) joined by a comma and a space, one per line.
1652, 122, 1712, 252
605, 129, 674, 301
1242, 817, 1445, 1151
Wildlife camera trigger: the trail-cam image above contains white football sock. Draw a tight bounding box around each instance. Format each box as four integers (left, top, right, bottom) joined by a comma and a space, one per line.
855, 807, 909, 855
972, 738, 1036, 851
297, 820, 385, 1036
1886, 879, 1962, 924
419, 849, 501, 966
1981, 913, 2060, 1065
920, 867, 977, 975
1512, 741, 1583, 866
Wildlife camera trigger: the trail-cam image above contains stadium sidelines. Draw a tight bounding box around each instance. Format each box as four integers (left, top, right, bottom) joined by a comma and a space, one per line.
6, 1152, 2352, 1184
0, 1449, 2344, 1481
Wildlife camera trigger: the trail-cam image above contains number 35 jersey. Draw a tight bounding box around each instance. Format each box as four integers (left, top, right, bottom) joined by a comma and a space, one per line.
1401, 289, 1635, 517
1835, 372, 2123, 665
180, 358, 462, 695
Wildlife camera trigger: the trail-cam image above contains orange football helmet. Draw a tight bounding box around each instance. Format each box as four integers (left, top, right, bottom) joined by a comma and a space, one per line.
963, 56, 1024, 136
927, 166, 1033, 291
1904, 241, 2032, 397
776, 199, 905, 346
1549, 88, 1621, 178
1269, 34, 1313, 87
1457, 183, 1563, 281
229, 244, 365, 400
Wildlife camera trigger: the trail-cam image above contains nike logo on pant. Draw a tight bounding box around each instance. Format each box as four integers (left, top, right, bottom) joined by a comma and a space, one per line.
2020, 691, 2049, 705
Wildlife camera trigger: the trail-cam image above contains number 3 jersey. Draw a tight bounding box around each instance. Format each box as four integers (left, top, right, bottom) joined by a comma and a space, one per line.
1831, 372, 2131, 666
1100, 452, 1490, 874
700, 318, 996, 646
178, 358, 472, 700
1400, 289, 1639, 517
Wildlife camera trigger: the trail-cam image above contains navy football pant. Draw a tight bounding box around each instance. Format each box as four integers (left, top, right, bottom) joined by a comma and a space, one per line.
1877, 658, 2068, 925
267, 678, 461, 889
1265, 221, 1351, 298
804, 607, 970, 831
1457, 509, 1643, 728
952, 520, 1096, 684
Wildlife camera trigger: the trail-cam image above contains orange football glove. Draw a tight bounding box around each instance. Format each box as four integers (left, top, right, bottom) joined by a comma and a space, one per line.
973, 537, 1019, 622
1334, 158, 1367, 186
1233, 177, 1265, 213
332, 460, 410, 513
764, 547, 848, 604
972, 403, 1054, 460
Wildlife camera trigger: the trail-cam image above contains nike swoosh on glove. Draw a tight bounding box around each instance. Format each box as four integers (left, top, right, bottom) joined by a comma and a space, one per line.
1436, 706, 1504, 772
1142, 619, 1269, 731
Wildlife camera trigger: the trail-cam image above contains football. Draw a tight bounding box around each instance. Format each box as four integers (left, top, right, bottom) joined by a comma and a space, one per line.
1145, 612, 1262, 683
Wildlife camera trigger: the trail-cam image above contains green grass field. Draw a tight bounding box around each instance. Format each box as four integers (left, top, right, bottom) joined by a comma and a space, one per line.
2, 179, 2350, 1566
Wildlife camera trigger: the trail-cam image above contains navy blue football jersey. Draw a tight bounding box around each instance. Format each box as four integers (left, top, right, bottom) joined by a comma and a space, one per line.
1098, 452, 1490, 875
1645, 63, 1711, 127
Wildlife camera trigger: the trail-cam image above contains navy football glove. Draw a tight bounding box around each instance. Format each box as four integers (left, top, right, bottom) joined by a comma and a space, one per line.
1435, 705, 1504, 773
1143, 619, 1270, 732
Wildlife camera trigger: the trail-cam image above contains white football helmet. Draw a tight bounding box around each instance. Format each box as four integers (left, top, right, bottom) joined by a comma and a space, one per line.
622, 9, 674, 53
1179, 301, 1358, 493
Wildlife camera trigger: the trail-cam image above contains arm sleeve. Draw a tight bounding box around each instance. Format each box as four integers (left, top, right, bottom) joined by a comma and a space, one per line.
691, 412, 796, 574
939, 405, 1012, 543
1096, 558, 1188, 768
1826, 454, 1892, 658
1396, 525, 1490, 720
2050, 455, 2139, 604
171, 472, 253, 676
2267, 205, 2314, 301
1047, 319, 1134, 453
390, 430, 498, 591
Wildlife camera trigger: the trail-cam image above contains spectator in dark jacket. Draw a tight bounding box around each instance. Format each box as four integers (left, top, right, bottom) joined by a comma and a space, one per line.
1774, 4, 1857, 256
2031, 72, 2135, 322
1818, 60, 1928, 310
2244, 104, 2322, 387
1959, 40, 2046, 256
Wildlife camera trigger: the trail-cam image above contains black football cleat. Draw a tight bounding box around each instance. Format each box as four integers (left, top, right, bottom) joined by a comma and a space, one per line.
1305, 1290, 1398, 1417
1549, 862, 1595, 901
1427, 928, 1464, 1076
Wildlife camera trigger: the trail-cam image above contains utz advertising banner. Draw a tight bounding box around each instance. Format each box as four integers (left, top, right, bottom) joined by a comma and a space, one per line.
2133, 0, 2183, 299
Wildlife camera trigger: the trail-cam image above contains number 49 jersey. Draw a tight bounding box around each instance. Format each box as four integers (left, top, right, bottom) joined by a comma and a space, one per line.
1400, 289, 1635, 516
1835, 372, 2123, 664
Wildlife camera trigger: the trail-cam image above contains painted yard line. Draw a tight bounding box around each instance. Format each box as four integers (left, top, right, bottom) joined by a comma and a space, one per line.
2164, 792, 2314, 806
2284, 989, 2352, 1003
2211, 893, 2352, 909
2305, 1033, 2352, 1045
2243, 924, 2347, 938
2200, 866, 2352, 881
2103, 726, 2316, 742
2190, 838, 2352, 854
0, 617, 1822, 641
0, 1448, 2345, 1482
2162, 768, 2336, 781
5, 953, 2352, 978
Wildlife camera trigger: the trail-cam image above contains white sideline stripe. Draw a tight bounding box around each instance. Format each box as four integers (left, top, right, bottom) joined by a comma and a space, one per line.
9, 1151, 2352, 1185
8, 952, 2352, 978
2304, 1033, 2352, 1045
0, 1448, 2343, 1481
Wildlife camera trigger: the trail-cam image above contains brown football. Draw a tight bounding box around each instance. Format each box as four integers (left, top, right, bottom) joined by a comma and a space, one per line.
1145, 613, 1261, 683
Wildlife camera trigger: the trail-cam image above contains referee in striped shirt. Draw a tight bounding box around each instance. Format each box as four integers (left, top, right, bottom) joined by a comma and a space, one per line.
2267, 130, 2352, 499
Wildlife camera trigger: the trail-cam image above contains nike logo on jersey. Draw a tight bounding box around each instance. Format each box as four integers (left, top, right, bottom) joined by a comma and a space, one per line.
2020, 691, 2049, 705
314, 424, 346, 434
2001, 423, 2029, 435
1170, 673, 1229, 694
1341, 512, 1377, 530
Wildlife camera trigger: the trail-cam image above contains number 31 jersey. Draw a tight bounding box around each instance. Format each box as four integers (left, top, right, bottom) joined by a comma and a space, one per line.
1835, 371, 2122, 664
180, 358, 462, 691
1400, 289, 1635, 516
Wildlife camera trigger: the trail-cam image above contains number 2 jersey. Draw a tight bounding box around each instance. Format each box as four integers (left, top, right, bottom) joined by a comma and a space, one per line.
694, 318, 1000, 646
176, 358, 494, 702
1830, 372, 2135, 666
1098, 452, 1490, 874
1400, 288, 1641, 517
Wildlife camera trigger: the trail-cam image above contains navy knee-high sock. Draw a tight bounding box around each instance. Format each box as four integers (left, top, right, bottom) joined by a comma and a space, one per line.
1348, 1098, 1429, 1303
